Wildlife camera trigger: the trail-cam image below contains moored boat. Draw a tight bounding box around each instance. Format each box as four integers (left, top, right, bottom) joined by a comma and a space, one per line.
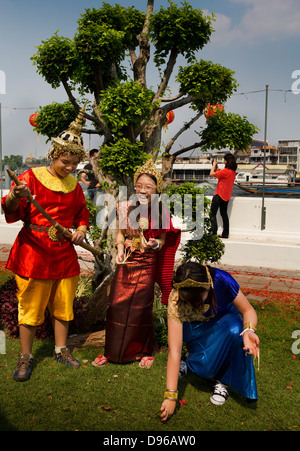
235, 183, 300, 196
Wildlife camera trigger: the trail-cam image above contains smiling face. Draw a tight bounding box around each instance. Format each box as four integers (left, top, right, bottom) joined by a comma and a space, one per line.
50, 152, 80, 179
134, 174, 158, 205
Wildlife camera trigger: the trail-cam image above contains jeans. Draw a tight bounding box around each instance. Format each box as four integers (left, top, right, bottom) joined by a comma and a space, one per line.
210, 194, 229, 237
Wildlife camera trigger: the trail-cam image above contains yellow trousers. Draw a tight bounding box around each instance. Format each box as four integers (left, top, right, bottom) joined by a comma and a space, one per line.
15, 275, 79, 327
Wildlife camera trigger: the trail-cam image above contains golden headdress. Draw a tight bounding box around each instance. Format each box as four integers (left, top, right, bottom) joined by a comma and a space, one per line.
173, 266, 214, 290
49, 101, 87, 162
133, 159, 163, 193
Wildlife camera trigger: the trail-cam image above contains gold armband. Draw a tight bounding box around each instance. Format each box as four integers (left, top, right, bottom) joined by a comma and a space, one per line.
164, 389, 178, 401
243, 322, 256, 332
76, 226, 87, 236
115, 241, 125, 249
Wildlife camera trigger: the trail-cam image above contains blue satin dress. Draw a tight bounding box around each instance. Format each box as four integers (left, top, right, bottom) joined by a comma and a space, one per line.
183, 268, 258, 400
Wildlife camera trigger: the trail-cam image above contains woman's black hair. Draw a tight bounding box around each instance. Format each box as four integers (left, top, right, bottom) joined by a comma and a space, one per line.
173, 261, 217, 315
224, 153, 237, 171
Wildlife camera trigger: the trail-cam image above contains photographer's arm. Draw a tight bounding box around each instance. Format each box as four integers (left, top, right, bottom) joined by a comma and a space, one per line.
209, 159, 219, 177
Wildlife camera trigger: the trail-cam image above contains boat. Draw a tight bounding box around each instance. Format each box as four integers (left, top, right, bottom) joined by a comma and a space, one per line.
235, 183, 300, 196
235, 171, 293, 186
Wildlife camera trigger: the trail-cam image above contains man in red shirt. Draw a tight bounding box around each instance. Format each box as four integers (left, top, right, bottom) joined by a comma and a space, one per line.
209, 153, 237, 238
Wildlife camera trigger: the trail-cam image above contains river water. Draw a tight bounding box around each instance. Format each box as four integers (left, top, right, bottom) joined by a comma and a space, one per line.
199, 182, 300, 199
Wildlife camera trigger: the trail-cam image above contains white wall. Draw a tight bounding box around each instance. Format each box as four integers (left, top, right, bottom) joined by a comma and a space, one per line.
178, 195, 300, 270
1, 191, 300, 269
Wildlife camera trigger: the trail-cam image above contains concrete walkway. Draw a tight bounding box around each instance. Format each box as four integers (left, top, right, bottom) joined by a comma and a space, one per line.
214, 263, 300, 296
1, 243, 300, 296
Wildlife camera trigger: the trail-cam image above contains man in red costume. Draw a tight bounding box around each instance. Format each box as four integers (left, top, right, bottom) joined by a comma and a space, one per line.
1, 104, 90, 382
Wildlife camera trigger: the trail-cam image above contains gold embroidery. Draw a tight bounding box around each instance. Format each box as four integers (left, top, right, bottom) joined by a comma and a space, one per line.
48, 226, 59, 242
32, 167, 77, 193
167, 289, 213, 323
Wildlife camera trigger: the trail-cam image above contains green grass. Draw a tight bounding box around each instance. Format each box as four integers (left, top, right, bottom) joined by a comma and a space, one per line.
0, 280, 299, 431
0, 267, 12, 286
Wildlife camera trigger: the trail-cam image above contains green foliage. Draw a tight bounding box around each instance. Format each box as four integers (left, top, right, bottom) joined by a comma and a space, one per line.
149, 1, 213, 65
31, 32, 76, 88
1, 155, 23, 171
34, 102, 77, 142
165, 182, 225, 264
182, 233, 225, 265
83, 196, 102, 242
77, 3, 145, 50
165, 181, 209, 224
99, 81, 156, 134
153, 291, 168, 348
199, 110, 259, 151
74, 22, 127, 93
73, 3, 145, 93
176, 60, 238, 110
30, 1, 257, 171
99, 138, 148, 183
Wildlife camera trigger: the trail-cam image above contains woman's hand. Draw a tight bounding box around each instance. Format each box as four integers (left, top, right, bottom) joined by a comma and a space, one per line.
160, 399, 176, 422
116, 250, 125, 264
144, 238, 158, 250
243, 331, 260, 357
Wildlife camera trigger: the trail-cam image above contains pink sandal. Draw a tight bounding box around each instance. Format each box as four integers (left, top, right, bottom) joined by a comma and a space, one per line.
92, 354, 108, 368
139, 356, 154, 369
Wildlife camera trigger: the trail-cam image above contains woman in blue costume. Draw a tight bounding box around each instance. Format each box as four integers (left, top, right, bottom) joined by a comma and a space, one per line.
160, 262, 260, 421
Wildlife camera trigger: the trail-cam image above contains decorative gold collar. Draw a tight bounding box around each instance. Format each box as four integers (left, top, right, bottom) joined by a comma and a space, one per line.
32, 167, 77, 193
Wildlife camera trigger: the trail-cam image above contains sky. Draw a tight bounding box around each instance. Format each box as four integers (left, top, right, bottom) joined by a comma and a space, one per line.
1, 0, 300, 162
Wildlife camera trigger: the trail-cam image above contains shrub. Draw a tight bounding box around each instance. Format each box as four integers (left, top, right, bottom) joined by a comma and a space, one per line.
165, 182, 225, 264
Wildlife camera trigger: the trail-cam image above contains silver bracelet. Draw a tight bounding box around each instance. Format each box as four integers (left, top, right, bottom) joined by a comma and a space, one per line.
152, 240, 160, 250
240, 328, 256, 336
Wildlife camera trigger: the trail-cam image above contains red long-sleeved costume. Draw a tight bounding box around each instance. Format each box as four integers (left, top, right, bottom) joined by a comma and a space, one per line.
1, 167, 89, 280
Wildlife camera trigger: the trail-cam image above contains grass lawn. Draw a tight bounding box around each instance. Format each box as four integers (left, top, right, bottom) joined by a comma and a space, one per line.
0, 269, 299, 432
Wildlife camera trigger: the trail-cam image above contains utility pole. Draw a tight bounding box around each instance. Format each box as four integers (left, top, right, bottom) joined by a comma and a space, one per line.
261, 84, 269, 230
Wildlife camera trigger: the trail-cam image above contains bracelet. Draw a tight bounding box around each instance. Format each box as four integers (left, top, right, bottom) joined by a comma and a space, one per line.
153, 239, 162, 250
76, 226, 87, 236
115, 241, 125, 249
240, 328, 256, 336
164, 389, 178, 401
243, 322, 256, 332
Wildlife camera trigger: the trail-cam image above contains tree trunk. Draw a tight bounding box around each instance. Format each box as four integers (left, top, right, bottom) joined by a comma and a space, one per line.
161, 154, 176, 190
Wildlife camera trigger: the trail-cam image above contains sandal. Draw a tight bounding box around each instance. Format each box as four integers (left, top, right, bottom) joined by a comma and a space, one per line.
139, 356, 154, 369
92, 354, 108, 368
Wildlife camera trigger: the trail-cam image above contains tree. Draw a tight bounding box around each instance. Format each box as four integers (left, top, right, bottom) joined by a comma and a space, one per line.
2, 155, 23, 171
31, 1, 257, 184
30, 1, 257, 326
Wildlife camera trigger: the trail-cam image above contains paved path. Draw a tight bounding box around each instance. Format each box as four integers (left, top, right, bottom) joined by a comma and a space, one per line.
214, 263, 300, 296
1, 243, 300, 295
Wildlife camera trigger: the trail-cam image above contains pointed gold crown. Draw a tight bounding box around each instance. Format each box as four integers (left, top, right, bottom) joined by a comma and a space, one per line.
50, 101, 87, 161
173, 266, 214, 290
134, 159, 163, 193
